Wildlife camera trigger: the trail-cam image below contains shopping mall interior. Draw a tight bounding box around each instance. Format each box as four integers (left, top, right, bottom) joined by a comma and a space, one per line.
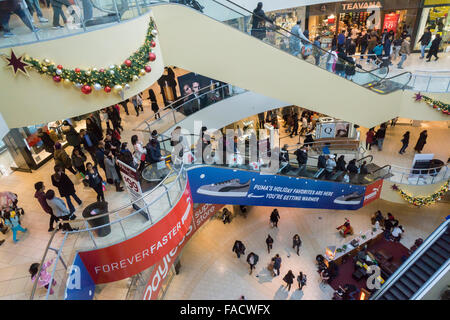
0, 0, 449, 303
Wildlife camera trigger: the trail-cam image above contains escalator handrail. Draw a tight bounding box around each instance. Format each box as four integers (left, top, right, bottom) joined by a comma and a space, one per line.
369, 164, 391, 175
370, 219, 450, 300
356, 154, 373, 164
213, 0, 392, 80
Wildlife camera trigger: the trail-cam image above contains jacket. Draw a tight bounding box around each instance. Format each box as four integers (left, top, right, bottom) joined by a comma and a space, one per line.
62, 126, 81, 147
376, 128, 386, 139
71, 152, 86, 168
4, 215, 20, 228
232, 240, 245, 254
34, 190, 52, 214
270, 211, 280, 222
273, 257, 282, 269
293, 236, 302, 247
47, 197, 70, 217
399, 40, 410, 55
54, 149, 72, 169
82, 133, 99, 150
145, 142, 162, 164
429, 37, 441, 53
418, 31, 431, 46
95, 148, 105, 167
86, 121, 103, 141
373, 45, 383, 56
104, 156, 120, 181
283, 272, 295, 284
51, 172, 75, 197
246, 253, 259, 265
85, 167, 103, 188
295, 149, 308, 166
31, 259, 54, 288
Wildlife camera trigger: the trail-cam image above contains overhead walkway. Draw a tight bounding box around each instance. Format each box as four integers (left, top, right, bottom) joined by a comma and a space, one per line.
371, 219, 450, 300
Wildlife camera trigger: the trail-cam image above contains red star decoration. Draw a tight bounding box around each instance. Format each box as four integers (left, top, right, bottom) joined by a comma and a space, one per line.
414, 92, 423, 101
3, 50, 29, 76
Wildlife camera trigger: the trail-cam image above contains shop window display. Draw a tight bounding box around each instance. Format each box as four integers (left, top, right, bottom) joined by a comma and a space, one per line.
414, 5, 449, 51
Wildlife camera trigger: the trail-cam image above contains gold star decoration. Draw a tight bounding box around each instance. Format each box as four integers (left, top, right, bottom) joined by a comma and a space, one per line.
2, 50, 30, 76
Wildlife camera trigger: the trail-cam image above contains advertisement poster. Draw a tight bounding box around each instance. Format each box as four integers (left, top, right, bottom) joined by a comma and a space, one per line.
187, 166, 367, 210
363, 179, 383, 206
142, 203, 224, 300
78, 183, 193, 284
117, 160, 149, 220
64, 254, 95, 300
383, 13, 399, 33
177, 72, 222, 100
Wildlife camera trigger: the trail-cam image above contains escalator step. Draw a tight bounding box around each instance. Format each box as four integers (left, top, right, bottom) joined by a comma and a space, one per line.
433, 241, 450, 257
410, 266, 430, 282
435, 239, 450, 253
420, 255, 441, 271
383, 291, 397, 300
416, 259, 437, 276
404, 270, 425, 287
399, 277, 420, 293
389, 286, 409, 300
425, 249, 446, 265
394, 281, 414, 298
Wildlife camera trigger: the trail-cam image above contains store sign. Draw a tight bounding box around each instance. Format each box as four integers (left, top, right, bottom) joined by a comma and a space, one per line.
187, 166, 368, 210
142, 203, 224, 300
363, 179, 383, 206
319, 123, 336, 139
383, 13, 399, 33
64, 254, 95, 300
341, 1, 383, 11
78, 183, 193, 284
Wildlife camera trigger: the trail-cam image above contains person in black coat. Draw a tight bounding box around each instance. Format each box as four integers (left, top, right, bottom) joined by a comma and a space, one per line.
375, 124, 387, 151
157, 74, 170, 107
418, 28, 431, 59
62, 121, 81, 151
266, 234, 274, 253
414, 130, 428, 153
293, 234, 302, 255
283, 270, 295, 291
250, 2, 271, 40
95, 141, 107, 174
347, 159, 358, 174
148, 88, 160, 119
317, 154, 327, 169
86, 117, 103, 141
246, 252, 259, 275
294, 145, 308, 167
80, 129, 99, 165
303, 133, 314, 146
290, 113, 299, 137
426, 34, 441, 61
85, 162, 105, 202
107, 106, 123, 133
336, 155, 346, 171
232, 240, 245, 258
399, 131, 410, 154
166, 67, 178, 101
37, 128, 55, 154
51, 166, 82, 214
270, 209, 280, 228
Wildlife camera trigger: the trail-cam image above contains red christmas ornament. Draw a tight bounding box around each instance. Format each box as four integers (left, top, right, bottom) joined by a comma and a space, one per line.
148, 52, 156, 61
104, 86, 111, 93
150, 41, 156, 47
124, 59, 132, 67
433, 105, 437, 109
57, 65, 63, 70
75, 68, 81, 73
81, 85, 92, 94
145, 66, 152, 73
99, 68, 105, 73
53, 75, 61, 82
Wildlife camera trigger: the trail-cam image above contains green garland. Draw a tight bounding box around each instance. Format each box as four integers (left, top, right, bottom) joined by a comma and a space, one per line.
22, 18, 158, 95
414, 93, 449, 115
391, 181, 449, 207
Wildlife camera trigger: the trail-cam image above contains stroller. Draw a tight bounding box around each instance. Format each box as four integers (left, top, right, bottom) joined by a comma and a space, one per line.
0, 192, 25, 234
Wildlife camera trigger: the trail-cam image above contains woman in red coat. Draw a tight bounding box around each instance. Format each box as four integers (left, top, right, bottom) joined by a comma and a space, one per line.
365, 128, 375, 150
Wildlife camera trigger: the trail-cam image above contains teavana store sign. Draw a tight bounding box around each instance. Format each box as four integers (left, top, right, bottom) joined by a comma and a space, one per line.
341, 1, 383, 11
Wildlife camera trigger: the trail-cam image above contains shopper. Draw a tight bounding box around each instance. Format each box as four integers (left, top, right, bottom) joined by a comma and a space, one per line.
272, 254, 282, 276
289, 113, 299, 137
297, 271, 307, 290
336, 155, 346, 172
0, 0, 39, 37
107, 105, 123, 133
312, 36, 322, 65
294, 145, 308, 169
71, 148, 87, 176
325, 155, 336, 179
104, 150, 124, 192
53, 142, 77, 175
61, 120, 81, 150
85, 162, 105, 202
95, 141, 107, 175
289, 20, 309, 56
246, 252, 259, 275
148, 89, 160, 120
166, 67, 178, 101
326, 46, 338, 73
257, 112, 265, 129
266, 234, 274, 254
426, 34, 442, 62
392, 35, 402, 60
414, 130, 428, 153
366, 32, 378, 63
418, 28, 431, 59
131, 95, 141, 116
347, 159, 358, 174
375, 124, 386, 151
360, 161, 369, 175
37, 128, 55, 154
232, 240, 245, 259
131, 134, 147, 173
3, 210, 27, 243
397, 36, 411, 69
45, 189, 77, 232
222, 208, 232, 224
51, 166, 82, 214
50, 0, 70, 29
283, 270, 295, 291
79, 129, 99, 165
250, 2, 271, 41
337, 29, 346, 51
29, 259, 57, 295
292, 234, 302, 255
34, 181, 59, 232
399, 131, 410, 154
391, 225, 404, 242
270, 209, 280, 228
85, 117, 103, 141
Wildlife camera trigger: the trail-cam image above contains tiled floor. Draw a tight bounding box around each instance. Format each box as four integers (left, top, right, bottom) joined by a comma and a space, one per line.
163, 199, 449, 300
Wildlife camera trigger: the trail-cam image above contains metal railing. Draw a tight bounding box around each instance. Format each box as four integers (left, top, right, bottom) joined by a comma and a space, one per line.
386, 164, 450, 185
409, 71, 450, 93
370, 219, 450, 300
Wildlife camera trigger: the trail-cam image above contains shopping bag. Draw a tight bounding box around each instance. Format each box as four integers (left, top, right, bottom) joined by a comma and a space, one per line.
102, 181, 107, 191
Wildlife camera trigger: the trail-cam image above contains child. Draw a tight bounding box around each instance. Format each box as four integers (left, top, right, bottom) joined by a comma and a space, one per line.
29, 260, 57, 295
3, 210, 27, 243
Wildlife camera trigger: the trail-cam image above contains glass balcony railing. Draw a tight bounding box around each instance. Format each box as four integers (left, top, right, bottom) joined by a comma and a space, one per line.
2, 0, 412, 94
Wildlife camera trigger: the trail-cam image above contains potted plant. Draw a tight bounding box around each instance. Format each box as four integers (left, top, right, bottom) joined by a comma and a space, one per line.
361, 235, 367, 240
342, 245, 347, 251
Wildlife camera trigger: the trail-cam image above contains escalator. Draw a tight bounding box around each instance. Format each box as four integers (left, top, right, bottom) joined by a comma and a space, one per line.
149, 1, 413, 127
371, 219, 450, 300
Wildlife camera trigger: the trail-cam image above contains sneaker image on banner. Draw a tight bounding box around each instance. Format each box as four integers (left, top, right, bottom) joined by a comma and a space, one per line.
196, 179, 251, 197
333, 191, 364, 205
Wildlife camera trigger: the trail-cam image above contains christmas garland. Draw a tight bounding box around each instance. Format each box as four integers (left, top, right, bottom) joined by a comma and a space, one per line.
5, 18, 158, 95
391, 181, 449, 207
414, 93, 449, 115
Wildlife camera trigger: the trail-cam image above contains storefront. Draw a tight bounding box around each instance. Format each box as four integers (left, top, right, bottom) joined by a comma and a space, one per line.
307, 2, 339, 48
414, 0, 449, 52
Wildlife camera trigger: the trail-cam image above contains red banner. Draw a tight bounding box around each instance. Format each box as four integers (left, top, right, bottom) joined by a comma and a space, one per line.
142, 203, 224, 300
78, 182, 193, 284
363, 179, 383, 206
383, 13, 399, 34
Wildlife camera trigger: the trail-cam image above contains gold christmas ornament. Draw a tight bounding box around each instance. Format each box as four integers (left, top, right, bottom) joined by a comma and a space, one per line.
139, 69, 146, 76
86, 70, 91, 76
132, 75, 139, 81
42, 66, 48, 72
43, 58, 50, 65
63, 79, 71, 86
113, 84, 123, 93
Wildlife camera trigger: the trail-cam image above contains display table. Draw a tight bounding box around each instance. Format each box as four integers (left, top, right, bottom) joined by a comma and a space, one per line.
325, 228, 383, 265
